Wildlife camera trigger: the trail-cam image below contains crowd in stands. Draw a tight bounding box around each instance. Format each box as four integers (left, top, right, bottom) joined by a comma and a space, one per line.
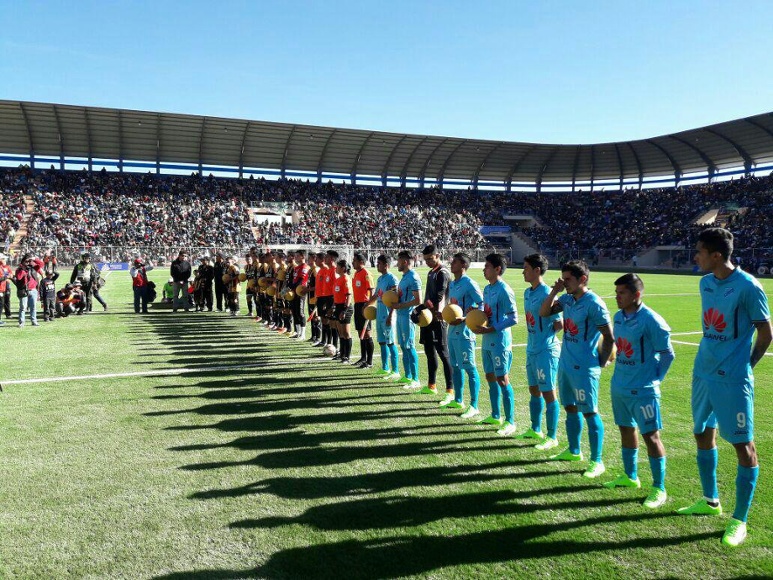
1, 166, 771, 270
1, 171, 26, 251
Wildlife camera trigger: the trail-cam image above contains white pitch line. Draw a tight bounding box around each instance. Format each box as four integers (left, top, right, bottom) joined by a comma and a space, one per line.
0, 360, 320, 386
599, 292, 699, 299
671, 331, 704, 336
671, 340, 773, 357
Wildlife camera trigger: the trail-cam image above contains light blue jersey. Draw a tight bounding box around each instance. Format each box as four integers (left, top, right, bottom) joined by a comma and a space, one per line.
448, 274, 484, 341
524, 282, 561, 355
397, 269, 422, 318
375, 272, 399, 320
481, 279, 518, 352
611, 304, 673, 395
694, 268, 770, 384
557, 290, 611, 371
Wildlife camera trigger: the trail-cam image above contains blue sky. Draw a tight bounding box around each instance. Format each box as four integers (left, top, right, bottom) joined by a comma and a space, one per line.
1, 1, 771, 144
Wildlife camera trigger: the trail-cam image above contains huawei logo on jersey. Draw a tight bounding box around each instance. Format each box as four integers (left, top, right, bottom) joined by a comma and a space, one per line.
703, 308, 726, 333
564, 318, 579, 336
615, 337, 634, 358
525, 312, 536, 327
483, 304, 493, 318
377, 289, 383, 297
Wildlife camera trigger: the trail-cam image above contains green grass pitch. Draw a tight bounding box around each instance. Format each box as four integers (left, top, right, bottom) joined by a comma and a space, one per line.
1, 267, 771, 579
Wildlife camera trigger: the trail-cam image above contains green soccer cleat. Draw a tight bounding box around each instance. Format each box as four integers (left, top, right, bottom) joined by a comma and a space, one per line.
384, 372, 402, 381
442, 401, 463, 410
535, 437, 559, 451
676, 498, 722, 516
643, 487, 668, 509
374, 369, 390, 376
397, 377, 413, 384
722, 518, 747, 547
438, 393, 455, 406
459, 406, 480, 419
549, 448, 584, 462
418, 386, 439, 395
603, 474, 641, 489
583, 461, 606, 479
514, 428, 545, 441
479, 415, 504, 426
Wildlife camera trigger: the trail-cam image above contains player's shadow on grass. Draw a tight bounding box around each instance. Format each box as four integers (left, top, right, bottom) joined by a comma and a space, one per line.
153, 516, 715, 580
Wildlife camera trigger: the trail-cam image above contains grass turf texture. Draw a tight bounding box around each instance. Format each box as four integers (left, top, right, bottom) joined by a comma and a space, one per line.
1, 268, 771, 579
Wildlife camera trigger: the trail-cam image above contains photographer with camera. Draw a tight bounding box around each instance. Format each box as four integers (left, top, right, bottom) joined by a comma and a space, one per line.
70, 252, 98, 313
130, 257, 154, 314
14, 253, 44, 327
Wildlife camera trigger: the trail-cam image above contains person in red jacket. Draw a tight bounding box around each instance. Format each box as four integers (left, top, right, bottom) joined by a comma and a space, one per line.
14, 253, 43, 327
130, 257, 154, 314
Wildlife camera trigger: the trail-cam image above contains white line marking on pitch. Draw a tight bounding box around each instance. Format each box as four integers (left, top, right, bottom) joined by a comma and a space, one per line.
671, 339, 772, 356
0, 360, 320, 386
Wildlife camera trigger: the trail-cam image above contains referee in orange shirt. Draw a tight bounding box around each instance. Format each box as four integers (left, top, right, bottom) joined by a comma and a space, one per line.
352, 252, 375, 368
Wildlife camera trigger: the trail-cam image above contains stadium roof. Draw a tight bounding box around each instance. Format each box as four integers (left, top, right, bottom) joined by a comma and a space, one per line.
1, 99, 772, 190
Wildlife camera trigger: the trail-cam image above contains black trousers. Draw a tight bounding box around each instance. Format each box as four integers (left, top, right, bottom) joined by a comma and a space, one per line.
215, 284, 226, 310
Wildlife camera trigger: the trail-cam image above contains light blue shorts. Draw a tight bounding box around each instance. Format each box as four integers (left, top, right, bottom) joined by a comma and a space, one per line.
482, 347, 512, 376
376, 317, 396, 344
611, 388, 662, 433
396, 315, 416, 349
558, 366, 601, 413
526, 349, 559, 392
692, 375, 754, 444
449, 336, 477, 370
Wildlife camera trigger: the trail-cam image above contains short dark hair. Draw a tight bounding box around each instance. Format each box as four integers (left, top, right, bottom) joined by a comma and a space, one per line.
485, 253, 507, 274
326, 250, 339, 259
422, 244, 438, 256
353, 252, 365, 263
397, 250, 413, 261
295, 249, 306, 257
452, 252, 471, 269
336, 259, 351, 274
316, 252, 325, 259
523, 253, 549, 275
698, 227, 734, 259
614, 273, 644, 294
561, 260, 590, 280
377, 254, 390, 265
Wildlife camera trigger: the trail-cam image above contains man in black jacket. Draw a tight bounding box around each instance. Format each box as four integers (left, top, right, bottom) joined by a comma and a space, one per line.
170, 250, 192, 312
213, 252, 226, 312
195, 256, 215, 311
70, 252, 97, 313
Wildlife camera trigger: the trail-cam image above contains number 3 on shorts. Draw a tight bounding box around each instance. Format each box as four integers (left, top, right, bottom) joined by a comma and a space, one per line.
494, 356, 501, 368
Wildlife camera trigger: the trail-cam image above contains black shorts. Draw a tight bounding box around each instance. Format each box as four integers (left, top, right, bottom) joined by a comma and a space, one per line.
353, 302, 371, 332
419, 317, 448, 346
334, 303, 354, 324
319, 296, 335, 319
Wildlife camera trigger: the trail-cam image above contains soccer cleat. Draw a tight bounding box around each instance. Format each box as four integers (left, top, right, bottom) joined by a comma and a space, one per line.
352, 358, 365, 367
403, 380, 421, 390
479, 415, 504, 427
460, 406, 480, 419
497, 423, 516, 437
643, 487, 668, 509
535, 437, 559, 451
419, 386, 439, 395
385, 372, 402, 381
583, 461, 606, 479
374, 369, 390, 376
514, 428, 545, 441
361, 363, 373, 369
549, 448, 584, 462
397, 377, 413, 384
603, 474, 641, 489
438, 393, 455, 406
287, 332, 297, 338
676, 498, 722, 516
721, 518, 747, 547
442, 401, 463, 409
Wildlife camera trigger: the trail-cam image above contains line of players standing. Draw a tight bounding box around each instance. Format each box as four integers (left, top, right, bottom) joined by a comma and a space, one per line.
245, 228, 769, 548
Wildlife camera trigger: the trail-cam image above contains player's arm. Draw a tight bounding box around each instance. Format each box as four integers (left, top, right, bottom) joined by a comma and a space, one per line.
750, 319, 772, 368
649, 316, 675, 381
539, 278, 565, 317
597, 324, 615, 367
393, 289, 421, 310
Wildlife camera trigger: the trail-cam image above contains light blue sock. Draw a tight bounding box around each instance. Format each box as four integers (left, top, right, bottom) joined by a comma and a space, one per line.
453, 366, 464, 404
697, 447, 719, 501
529, 395, 544, 432
566, 412, 583, 455
622, 446, 638, 480
467, 368, 480, 409
586, 413, 604, 463
488, 381, 501, 419
389, 343, 399, 373
411, 348, 420, 381
402, 348, 411, 378
649, 455, 666, 491
501, 384, 514, 424
733, 465, 759, 522
380, 344, 389, 371
546, 400, 560, 439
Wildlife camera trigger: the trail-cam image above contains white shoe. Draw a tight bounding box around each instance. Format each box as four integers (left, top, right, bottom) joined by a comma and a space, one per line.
384, 372, 401, 381
535, 437, 559, 451
460, 406, 480, 419
403, 380, 421, 390
438, 393, 455, 406
497, 423, 516, 437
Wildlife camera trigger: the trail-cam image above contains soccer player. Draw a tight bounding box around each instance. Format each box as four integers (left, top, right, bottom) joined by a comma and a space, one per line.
332, 259, 355, 363
540, 259, 614, 478
420, 245, 455, 400
446, 252, 484, 418
322, 250, 340, 355
306, 252, 323, 343
603, 273, 674, 510
473, 253, 518, 436
677, 228, 771, 547
352, 252, 375, 368
392, 250, 422, 389
519, 254, 562, 450
273, 253, 287, 333
291, 250, 311, 340
369, 254, 400, 380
